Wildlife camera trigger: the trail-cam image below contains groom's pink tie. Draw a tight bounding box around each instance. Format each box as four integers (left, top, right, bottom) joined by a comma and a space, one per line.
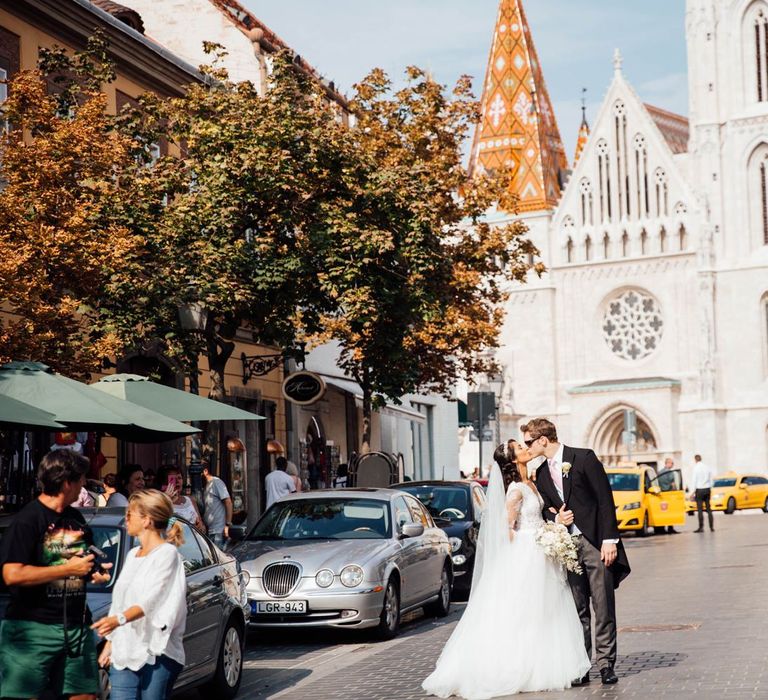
549, 458, 563, 494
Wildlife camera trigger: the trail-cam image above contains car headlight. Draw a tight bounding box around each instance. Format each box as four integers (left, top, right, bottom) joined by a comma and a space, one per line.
340, 565, 364, 588
448, 537, 462, 553
622, 502, 641, 510
712, 493, 724, 500
315, 569, 334, 588
452, 554, 467, 566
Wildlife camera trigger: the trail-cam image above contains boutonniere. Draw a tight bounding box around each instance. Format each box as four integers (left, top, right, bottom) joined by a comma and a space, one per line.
561, 462, 572, 478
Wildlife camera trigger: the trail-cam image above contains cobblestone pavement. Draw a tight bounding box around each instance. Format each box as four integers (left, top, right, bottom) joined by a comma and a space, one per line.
234, 511, 768, 699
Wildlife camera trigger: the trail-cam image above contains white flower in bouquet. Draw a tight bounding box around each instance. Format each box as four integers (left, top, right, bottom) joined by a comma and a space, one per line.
534, 521, 583, 575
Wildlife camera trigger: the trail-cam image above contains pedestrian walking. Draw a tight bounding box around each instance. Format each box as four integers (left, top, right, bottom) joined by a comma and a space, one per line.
0, 449, 112, 700
659, 457, 679, 534
285, 460, 303, 492
692, 454, 715, 533
265, 457, 297, 509
202, 464, 232, 546
92, 490, 186, 700
107, 464, 145, 507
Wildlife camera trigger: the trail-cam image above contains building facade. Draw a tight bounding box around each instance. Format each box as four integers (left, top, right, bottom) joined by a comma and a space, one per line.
467, 0, 768, 483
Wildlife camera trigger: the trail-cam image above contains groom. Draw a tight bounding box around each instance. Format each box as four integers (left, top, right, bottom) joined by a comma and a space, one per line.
522, 418, 630, 686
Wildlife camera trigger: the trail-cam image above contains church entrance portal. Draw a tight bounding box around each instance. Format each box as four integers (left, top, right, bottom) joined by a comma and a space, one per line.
592, 408, 660, 469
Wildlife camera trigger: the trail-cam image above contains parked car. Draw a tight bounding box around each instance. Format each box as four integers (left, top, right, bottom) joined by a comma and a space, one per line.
392, 480, 485, 598
230, 489, 452, 639
0, 508, 250, 699
685, 473, 768, 514
606, 466, 685, 535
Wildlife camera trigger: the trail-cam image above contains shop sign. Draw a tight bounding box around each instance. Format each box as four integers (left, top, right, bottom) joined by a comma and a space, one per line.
282, 371, 326, 405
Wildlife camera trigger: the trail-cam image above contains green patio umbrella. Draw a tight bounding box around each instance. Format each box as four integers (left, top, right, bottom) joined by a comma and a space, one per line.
92, 374, 265, 422
0, 362, 200, 443
0, 394, 66, 429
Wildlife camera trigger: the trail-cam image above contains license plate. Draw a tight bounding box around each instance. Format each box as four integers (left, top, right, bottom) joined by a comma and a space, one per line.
252, 600, 307, 614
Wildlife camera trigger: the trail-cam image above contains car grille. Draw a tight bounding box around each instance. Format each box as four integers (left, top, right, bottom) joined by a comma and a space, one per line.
262, 562, 301, 598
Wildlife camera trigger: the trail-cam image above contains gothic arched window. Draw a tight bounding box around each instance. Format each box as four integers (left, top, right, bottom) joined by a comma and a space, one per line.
678, 224, 687, 251
579, 178, 594, 227
633, 134, 649, 218
603, 232, 611, 259
654, 168, 669, 217
585, 235, 592, 262
659, 226, 667, 253
566, 237, 574, 263
613, 102, 630, 220
597, 139, 612, 223
622, 230, 629, 257
640, 229, 648, 255
746, 3, 768, 102
748, 144, 768, 247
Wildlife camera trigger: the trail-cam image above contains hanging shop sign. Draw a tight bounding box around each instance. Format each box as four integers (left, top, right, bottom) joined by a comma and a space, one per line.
282, 371, 326, 406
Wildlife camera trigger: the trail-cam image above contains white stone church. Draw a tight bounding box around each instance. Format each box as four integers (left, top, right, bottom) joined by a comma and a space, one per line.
467, 0, 768, 481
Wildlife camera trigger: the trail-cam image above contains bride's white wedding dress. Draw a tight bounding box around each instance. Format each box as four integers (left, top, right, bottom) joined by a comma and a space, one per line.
422, 465, 591, 699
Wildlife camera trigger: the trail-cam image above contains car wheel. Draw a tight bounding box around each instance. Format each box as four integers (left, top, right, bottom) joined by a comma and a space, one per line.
763, 497, 768, 513
375, 578, 401, 640
203, 617, 244, 699
638, 512, 649, 537
726, 497, 736, 514
425, 564, 451, 618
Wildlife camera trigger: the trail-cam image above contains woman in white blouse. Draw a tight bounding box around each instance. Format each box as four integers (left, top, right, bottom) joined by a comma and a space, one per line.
92, 490, 187, 700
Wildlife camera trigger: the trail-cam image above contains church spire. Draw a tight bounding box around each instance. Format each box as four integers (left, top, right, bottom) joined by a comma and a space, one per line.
573, 87, 590, 164
469, 0, 569, 213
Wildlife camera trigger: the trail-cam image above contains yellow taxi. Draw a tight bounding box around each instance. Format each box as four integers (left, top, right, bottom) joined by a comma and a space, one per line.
606, 466, 685, 535
685, 472, 768, 515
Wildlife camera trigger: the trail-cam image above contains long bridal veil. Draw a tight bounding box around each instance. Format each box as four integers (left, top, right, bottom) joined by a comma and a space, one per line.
469, 462, 507, 598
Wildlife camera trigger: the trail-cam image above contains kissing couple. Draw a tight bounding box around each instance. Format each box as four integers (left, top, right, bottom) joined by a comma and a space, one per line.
423, 418, 631, 699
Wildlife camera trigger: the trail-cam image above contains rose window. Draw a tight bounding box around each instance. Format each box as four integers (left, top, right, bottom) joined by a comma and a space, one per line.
601, 289, 663, 361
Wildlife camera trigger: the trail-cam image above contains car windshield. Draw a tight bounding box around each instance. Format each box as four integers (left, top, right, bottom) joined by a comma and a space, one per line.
248, 498, 391, 540
398, 485, 470, 521
713, 478, 736, 487
607, 473, 640, 491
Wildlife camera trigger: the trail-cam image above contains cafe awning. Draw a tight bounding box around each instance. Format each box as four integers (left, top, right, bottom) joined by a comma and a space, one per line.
319, 375, 426, 425
92, 374, 264, 422
0, 362, 199, 443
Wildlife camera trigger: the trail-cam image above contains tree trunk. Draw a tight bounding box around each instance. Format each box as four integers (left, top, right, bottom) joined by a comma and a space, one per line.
205, 325, 235, 474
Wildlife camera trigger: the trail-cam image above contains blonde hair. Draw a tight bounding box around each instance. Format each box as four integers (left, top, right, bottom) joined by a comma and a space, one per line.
128, 489, 185, 547
285, 461, 299, 477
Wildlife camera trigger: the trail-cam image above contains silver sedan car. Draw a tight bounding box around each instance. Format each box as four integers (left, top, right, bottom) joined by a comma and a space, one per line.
230, 489, 453, 639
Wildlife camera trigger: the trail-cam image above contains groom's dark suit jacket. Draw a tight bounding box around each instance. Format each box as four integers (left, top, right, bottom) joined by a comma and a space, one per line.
536, 445, 631, 587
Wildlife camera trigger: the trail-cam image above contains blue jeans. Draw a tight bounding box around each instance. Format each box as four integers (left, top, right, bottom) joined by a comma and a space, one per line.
110, 655, 182, 700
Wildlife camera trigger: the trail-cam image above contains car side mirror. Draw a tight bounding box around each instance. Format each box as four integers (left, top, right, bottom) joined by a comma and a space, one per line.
648, 486, 661, 495
739, 483, 748, 489
400, 523, 424, 539
228, 525, 246, 542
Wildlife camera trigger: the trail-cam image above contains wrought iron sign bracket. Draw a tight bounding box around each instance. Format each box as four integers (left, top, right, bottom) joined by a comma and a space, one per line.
241, 342, 306, 384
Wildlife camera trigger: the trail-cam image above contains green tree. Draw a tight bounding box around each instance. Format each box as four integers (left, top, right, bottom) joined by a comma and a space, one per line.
314, 67, 539, 451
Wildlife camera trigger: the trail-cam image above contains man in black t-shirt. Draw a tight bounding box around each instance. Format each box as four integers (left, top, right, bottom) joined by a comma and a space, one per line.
0, 450, 111, 699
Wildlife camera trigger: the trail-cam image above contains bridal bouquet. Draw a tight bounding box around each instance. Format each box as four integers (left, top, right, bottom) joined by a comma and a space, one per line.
535, 521, 583, 574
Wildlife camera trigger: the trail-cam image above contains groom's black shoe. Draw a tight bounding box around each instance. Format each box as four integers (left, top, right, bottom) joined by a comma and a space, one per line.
572, 672, 591, 686
600, 666, 618, 685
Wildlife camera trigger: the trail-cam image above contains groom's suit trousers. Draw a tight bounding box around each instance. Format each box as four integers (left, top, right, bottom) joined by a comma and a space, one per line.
567, 536, 617, 670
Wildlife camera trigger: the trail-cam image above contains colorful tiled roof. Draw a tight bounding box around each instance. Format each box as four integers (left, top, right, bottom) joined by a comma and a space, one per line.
469, 0, 568, 212
644, 103, 689, 154
573, 103, 590, 164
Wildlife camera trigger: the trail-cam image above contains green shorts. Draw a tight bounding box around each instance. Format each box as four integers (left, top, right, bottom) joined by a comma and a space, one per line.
0, 619, 100, 697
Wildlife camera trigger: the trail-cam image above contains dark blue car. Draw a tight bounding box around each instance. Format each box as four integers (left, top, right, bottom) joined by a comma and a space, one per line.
392, 481, 486, 598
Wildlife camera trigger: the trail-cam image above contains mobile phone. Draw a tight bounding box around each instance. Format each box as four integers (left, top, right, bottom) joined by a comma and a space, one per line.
167, 474, 180, 490
87, 544, 108, 577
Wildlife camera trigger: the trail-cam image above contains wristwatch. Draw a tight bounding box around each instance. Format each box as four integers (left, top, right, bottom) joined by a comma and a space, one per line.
116, 612, 127, 626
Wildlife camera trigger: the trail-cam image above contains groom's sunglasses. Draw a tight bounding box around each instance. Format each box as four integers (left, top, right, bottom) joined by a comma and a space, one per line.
523, 437, 539, 447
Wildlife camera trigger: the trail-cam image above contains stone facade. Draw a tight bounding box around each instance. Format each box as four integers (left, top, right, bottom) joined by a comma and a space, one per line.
470, 0, 768, 482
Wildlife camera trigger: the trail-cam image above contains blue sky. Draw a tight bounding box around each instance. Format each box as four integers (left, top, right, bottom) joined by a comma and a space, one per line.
244, 1, 688, 159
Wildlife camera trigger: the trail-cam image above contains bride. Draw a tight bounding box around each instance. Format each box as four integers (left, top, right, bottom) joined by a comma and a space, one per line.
422, 441, 591, 699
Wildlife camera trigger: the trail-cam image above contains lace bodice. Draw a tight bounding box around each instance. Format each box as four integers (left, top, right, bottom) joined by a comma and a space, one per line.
506, 482, 544, 532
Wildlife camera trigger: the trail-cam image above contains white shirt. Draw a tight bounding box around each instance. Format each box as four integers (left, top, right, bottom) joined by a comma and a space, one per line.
691, 461, 714, 490
108, 543, 187, 670
173, 496, 198, 524
265, 469, 296, 508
